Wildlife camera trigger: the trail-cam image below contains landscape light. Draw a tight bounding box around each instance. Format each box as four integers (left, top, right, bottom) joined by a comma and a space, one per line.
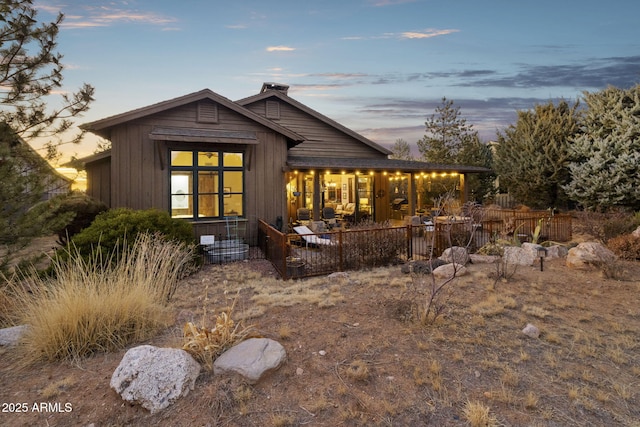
537, 246, 547, 271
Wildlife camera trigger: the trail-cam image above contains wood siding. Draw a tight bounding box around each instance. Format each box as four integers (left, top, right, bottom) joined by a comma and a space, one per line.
85, 157, 111, 207
104, 100, 287, 244
244, 100, 385, 159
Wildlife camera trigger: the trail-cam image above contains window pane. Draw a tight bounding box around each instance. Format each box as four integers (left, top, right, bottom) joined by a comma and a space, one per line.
223, 194, 243, 216
198, 151, 219, 166
223, 152, 243, 167
171, 173, 193, 217
198, 194, 219, 217
223, 171, 243, 192
198, 171, 219, 217
170, 151, 192, 166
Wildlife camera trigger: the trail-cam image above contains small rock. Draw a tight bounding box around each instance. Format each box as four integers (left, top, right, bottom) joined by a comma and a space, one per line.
296, 367, 304, 375
469, 254, 500, 264
0, 325, 28, 346
318, 350, 326, 356
401, 259, 448, 274
522, 323, 540, 339
545, 245, 569, 259
439, 246, 470, 265
110, 345, 201, 414
214, 338, 286, 384
327, 272, 349, 279
432, 263, 468, 279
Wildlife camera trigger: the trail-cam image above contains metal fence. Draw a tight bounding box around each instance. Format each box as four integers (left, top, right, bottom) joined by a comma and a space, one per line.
258, 211, 572, 279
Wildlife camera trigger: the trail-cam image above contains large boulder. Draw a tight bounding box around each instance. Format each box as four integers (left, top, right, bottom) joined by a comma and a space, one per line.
439, 246, 470, 265
469, 254, 500, 264
110, 345, 201, 414
432, 263, 468, 279
503, 245, 537, 266
566, 242, 617, 270
214, 338, 286, 384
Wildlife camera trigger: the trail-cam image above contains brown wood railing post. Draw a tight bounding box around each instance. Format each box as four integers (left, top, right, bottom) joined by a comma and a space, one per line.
281, 231, 288, 280
338, 229, 343, 271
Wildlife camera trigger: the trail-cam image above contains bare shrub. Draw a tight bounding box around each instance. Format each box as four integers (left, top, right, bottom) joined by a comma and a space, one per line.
574, 209, 639, 242
340, 220, 405, 268
182, 300, 256, 371
607, 234, 640, 260
406, 194, 483, 325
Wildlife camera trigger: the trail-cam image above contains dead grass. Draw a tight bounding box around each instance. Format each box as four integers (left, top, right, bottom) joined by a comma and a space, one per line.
1, 255, 640, 426
4, 234, 193, 364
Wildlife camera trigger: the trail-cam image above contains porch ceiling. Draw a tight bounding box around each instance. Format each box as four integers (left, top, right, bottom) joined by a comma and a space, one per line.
286, 156, 492, 174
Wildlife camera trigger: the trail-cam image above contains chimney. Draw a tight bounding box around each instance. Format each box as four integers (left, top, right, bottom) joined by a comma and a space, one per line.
261, 82, 289, 95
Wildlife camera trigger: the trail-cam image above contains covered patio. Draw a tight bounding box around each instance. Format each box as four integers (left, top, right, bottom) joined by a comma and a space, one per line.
285, 156, 491, 230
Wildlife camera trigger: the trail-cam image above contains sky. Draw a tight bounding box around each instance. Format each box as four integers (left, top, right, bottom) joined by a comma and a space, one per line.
30, 0, 640, 164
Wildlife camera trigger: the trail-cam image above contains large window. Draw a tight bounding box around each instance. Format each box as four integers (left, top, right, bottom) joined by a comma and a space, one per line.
170, 150, 244, 219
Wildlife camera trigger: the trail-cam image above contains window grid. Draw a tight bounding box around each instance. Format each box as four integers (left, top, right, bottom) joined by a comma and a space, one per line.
170, 150, 244, 220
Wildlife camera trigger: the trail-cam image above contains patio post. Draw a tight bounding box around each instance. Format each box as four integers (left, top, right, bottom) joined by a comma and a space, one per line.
312, 173, 322, 221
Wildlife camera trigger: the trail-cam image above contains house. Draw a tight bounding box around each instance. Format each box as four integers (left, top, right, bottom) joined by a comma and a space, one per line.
79, 83, 489, 244
1, 128, 72, 202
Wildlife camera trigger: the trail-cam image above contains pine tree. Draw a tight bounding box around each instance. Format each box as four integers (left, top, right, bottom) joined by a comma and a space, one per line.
0, 0, 94, 270
390, 138, 414, 160
417, 97, 493, 201
417, 97, 474, 164
457, 136, 495, 203
564, 85, 640, 211
493, 100, 580, 209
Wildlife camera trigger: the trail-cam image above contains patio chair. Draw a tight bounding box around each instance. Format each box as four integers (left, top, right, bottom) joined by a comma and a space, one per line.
293, 225, 334, 248
296, 207, 311, 225
322, 206, 340, 229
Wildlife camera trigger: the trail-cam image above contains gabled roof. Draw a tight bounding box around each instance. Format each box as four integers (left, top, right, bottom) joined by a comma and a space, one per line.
236, 89, 392, 156
80, 89, 305, 142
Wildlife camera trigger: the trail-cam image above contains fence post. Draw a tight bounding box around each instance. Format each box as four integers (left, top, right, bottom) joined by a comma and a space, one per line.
406, 225, 412, 259
281, 232, 289, 280
338, 229, 343, 271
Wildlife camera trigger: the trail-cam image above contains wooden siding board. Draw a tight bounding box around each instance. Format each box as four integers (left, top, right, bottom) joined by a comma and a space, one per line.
106, 101, 290, 233
246, 100, 385, 159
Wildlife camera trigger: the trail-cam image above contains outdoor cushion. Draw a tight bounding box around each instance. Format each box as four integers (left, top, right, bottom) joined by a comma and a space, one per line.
293, 225, 334, 246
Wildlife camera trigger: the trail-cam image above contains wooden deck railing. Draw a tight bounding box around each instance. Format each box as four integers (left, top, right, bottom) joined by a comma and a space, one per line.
258, 210, 572, 279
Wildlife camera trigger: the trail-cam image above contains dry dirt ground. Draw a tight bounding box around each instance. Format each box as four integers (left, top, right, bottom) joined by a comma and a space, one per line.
1, 243, 640, 426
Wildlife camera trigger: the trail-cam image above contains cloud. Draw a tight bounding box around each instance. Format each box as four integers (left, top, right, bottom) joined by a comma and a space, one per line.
38, 2, 178, 29
343, 28, 459, 41
266, 46, 296, 52
458, 56, 640, 90
400, 29, 460, 39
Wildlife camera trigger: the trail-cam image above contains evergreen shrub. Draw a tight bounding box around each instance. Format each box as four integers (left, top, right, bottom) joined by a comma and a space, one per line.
64, 208, 195, 265
46, 191, 108, 245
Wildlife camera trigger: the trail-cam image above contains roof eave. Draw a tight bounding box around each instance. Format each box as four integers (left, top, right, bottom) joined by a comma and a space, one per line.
81, 89, 305, 143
